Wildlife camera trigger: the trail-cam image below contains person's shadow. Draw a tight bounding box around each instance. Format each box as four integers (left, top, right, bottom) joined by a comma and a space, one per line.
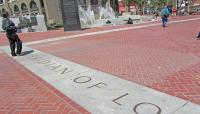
20, 50, 34, 56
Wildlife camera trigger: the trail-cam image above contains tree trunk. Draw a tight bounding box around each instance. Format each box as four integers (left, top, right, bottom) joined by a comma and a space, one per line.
142, 3, 145, 15
128, 4, 130, 12
135, 6, 138, 15
125, 3, 128, 12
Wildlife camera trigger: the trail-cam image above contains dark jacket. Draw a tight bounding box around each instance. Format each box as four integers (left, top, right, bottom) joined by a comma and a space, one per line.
2, 18, 17, 34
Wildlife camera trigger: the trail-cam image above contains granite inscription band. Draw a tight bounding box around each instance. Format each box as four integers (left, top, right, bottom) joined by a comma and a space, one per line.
2, 45, 200, 114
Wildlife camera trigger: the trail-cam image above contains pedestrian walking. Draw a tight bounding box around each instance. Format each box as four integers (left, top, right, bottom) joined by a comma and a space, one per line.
1, 11, 22, 57
153, 10, 159, 20
161, 5, 170, 27
172, 7, 177, 16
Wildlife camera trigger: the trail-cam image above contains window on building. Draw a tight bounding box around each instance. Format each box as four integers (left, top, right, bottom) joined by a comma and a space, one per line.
2, 8, 5, 13
14, 5, 20, 13
30, 0, 38, 10
21, 3, 28, 12
91, 0, 98, 5
0, 0, 4, 5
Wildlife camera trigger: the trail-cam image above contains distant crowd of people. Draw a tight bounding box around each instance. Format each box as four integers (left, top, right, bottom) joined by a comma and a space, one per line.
159, 5, 200, 39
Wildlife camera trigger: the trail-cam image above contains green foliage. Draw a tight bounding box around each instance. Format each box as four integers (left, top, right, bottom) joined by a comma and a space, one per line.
123, 0, 135, 5
148, 0, 176, 7
122, 0, 176, 14
123, 0, 136, 11
136, 0, 146, 7
135, 0, 176, 7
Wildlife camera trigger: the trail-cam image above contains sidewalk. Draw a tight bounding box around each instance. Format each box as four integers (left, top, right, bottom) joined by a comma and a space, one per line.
0, 15, 200, 114
1, 15, 200, 46
0, 53, 89, 114
29, 16, 200, 105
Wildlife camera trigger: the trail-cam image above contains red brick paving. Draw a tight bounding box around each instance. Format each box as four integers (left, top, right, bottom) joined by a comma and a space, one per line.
30, 16, 200, 105
1, 15, 200, 113
0, 53, 90, 114
1, 15, 200, 46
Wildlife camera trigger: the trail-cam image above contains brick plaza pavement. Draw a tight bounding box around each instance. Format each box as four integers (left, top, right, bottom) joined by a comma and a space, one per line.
0, 54, 90, 114
30, 16, 200, 104
0, 15, 200, 114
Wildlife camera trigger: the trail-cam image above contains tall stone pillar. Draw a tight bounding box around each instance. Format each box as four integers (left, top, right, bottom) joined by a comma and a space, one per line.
60, 0, 81, 31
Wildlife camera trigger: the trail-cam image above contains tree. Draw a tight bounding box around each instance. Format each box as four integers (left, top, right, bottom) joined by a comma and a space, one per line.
138, 0, 176, 14
123, 0, 136, 12
135, 0, 146, 14
123, 0, 176, 15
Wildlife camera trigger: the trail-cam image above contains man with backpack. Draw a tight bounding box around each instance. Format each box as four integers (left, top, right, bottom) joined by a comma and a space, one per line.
2, 11, 22, 57
161, 5, 170, 27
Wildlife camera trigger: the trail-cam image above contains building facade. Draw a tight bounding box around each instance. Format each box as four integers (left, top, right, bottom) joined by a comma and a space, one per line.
0, 0, 118, 25
0, 0, 63, 25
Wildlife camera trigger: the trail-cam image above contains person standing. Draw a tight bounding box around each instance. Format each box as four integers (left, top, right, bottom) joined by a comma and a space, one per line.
2, 11, 22, 57
161, 5, 170, 27
172, 7, 177, 16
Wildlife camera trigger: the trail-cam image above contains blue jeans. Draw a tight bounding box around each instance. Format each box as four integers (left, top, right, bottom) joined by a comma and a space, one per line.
162, 17, 168, 27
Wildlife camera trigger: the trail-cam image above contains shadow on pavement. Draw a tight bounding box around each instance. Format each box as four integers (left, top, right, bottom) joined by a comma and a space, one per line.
20, 50, 34, 56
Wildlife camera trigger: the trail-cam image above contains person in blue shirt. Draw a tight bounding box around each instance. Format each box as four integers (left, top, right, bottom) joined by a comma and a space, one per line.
161, 5, 170, 27
167, 5, 172, 14
2, 11, 22, 57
